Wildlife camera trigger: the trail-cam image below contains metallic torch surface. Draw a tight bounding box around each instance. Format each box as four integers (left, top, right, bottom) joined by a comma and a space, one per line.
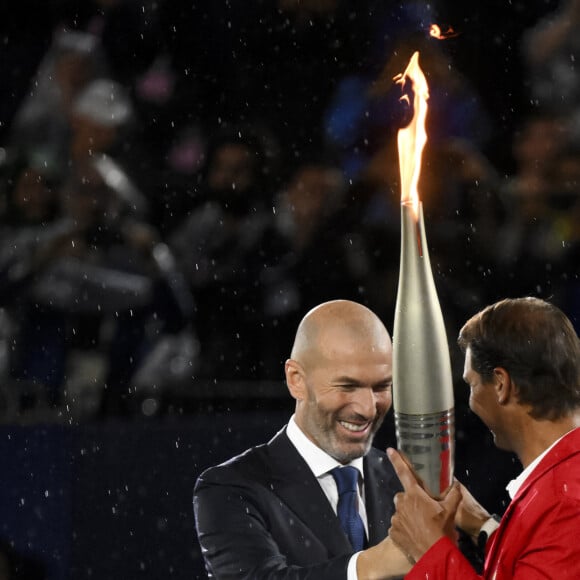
393, 202, 455, 494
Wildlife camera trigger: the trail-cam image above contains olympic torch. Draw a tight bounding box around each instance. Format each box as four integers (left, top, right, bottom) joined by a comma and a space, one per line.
392, 51, 454, 494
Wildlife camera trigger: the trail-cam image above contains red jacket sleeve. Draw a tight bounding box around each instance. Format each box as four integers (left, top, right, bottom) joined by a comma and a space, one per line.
404, 537, 482, 580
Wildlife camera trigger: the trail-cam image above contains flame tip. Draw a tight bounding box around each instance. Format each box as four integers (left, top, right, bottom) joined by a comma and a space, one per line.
397, 52, 429, 220
429, 23, 459, 40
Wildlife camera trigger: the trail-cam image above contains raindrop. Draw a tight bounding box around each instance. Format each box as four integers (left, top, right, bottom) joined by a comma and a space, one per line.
141, 398, 159, 416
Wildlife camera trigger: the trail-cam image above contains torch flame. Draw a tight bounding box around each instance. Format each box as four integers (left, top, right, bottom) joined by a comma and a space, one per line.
395, 51, 429, 221
429, 24, 443, 38
429, 24, 459, 39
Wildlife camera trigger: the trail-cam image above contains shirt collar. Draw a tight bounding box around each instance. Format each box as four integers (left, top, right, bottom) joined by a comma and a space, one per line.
506, 427, 578, 499
286, 414, 365, 479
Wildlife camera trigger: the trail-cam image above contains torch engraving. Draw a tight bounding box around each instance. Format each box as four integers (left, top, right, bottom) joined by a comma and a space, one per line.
392, 52, 455, 494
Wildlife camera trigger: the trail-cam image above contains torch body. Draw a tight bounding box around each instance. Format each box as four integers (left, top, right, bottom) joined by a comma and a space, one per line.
393, 202, 455, 494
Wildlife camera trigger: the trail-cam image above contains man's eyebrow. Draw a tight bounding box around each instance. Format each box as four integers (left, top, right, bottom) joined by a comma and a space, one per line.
332, 376, 361, 385
374, 377, 393, 387
331, 376, 393, 386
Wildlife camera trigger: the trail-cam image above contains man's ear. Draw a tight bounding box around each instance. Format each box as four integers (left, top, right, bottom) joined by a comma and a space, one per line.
493, 367, 513, 405
285, 359, 306, 401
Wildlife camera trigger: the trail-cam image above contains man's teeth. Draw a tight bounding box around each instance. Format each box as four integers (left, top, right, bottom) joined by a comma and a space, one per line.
339, 421, 368, 432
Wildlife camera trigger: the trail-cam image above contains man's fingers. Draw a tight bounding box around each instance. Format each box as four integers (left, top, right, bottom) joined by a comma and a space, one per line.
393, 491, 403, 508
387, 448, 420, 490
452, 477, 469, 495
442, 482, 462, 513
397, 450, 428, 491
397, 450, 422, 478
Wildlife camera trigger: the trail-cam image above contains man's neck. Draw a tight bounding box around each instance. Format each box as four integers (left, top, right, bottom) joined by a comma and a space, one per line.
516, 413, 580, 468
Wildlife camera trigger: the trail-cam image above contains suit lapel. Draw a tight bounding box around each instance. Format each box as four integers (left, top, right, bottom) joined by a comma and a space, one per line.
364, 449, 402, 545
265, 428, 352, 556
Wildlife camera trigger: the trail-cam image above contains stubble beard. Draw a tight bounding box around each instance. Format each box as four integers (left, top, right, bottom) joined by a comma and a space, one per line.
324, 415, 384, 464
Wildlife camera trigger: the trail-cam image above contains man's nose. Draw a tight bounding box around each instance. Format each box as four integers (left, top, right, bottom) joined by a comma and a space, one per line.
353, 388, 377, 417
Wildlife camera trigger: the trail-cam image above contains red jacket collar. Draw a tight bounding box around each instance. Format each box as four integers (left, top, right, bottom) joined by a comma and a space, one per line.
510, 426, 580, 502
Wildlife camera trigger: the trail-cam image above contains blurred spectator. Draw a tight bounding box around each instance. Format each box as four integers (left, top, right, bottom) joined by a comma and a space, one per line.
69, 78, 131, 161
0, 152, 60, 229
6, 23, 158, 208
67, 75, 165, 221
495, 113, 572, 296
0, 156, 67, 409
484, 109, 579, 342
522, 0, 580, 128
9, 29, 107, 178
0, 154, 191, 417
51, 0, 160, 86
168, 127, 280, 380
260, 158, 366, 373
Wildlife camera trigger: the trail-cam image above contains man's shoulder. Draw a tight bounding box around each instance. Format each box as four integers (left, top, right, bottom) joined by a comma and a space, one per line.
545, 441, 580, 500
195, 427, 289, 490
531, 429, 580, 488
200, 441, 268, 479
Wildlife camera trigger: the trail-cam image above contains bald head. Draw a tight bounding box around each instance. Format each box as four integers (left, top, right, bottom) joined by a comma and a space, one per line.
290, 300, 392, 370
285, 300, 393, 462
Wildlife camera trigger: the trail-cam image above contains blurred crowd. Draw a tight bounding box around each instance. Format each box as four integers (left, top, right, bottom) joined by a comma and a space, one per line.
0, 0, 579, 422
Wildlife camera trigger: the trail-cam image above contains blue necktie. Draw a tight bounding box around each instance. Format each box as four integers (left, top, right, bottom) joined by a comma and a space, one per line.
330, 466, 366, 551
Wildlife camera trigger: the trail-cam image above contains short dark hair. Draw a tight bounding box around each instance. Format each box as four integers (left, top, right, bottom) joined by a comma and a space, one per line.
458, 297, 580, 419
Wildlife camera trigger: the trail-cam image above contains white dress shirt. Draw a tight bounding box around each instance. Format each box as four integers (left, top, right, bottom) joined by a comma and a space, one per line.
286, 415, 366, 580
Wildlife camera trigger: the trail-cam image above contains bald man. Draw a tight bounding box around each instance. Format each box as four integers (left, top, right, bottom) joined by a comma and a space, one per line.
194, 300, 411, 579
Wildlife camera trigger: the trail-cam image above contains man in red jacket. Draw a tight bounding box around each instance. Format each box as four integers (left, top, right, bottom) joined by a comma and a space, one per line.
388, 296, 580, 579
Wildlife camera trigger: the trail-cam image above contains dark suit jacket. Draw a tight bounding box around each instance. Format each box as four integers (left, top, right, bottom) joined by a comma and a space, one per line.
194, 425, 403, 579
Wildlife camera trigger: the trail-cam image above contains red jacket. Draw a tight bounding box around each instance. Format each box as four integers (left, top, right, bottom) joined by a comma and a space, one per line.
406, 427, 580, 579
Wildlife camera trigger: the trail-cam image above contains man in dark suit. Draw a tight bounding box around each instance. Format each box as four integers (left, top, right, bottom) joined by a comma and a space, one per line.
194, 299, 412, 578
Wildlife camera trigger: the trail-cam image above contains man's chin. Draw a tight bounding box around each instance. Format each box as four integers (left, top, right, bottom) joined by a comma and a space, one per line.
333, 440, 373, 463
